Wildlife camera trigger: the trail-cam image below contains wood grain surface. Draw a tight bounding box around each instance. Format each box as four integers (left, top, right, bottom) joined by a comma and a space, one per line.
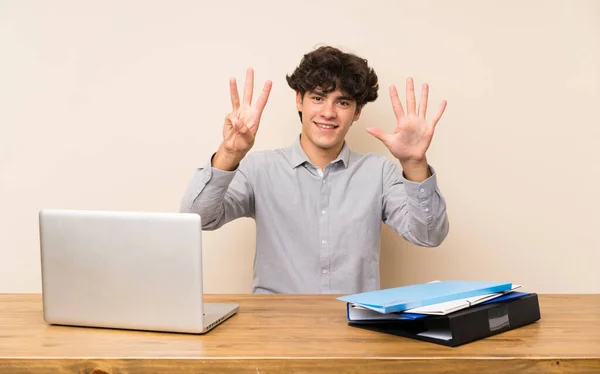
1, 294, 599, 373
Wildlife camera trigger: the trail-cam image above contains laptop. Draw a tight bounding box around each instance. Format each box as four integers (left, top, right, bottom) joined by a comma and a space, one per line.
38, 209, 239, 334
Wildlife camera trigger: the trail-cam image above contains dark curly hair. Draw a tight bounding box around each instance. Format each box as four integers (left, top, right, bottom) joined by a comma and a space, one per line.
286, 46, 379, 121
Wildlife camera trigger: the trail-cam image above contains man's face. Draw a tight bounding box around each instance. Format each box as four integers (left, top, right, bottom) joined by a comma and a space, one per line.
296, 88, 362, 152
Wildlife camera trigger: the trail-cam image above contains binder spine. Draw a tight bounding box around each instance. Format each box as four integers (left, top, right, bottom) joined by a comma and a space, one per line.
448, 293, 541, 346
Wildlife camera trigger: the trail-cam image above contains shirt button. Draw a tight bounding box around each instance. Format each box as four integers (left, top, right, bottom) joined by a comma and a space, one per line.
322, 179, 327, 184
424, 207, 430, 212
420, 188, 425, 193
322, 269, 328, 274
321, 240, 327, 245
321, 210, 326, 215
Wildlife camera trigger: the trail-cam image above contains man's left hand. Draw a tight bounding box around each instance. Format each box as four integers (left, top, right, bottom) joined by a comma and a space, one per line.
366, 77, 447, 181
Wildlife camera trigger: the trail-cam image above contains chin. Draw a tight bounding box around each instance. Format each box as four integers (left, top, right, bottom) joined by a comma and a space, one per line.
314, 139, 341, 150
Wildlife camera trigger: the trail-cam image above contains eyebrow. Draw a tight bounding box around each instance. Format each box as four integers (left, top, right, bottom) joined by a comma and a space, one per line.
311, 90, 355, 102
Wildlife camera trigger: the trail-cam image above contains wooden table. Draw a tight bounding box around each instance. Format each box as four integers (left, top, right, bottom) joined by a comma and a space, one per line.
1, 294, 599, 373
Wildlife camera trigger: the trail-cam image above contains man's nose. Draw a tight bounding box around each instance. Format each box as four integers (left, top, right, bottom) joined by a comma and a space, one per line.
320, 101, 337, 119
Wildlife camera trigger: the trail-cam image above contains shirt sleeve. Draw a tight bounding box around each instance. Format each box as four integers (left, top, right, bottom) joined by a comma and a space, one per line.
179, 154, 255, 230
381, 159, 449, 247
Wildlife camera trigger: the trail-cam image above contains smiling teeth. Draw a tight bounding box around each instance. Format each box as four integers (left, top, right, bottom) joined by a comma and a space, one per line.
317, 124, 335, 129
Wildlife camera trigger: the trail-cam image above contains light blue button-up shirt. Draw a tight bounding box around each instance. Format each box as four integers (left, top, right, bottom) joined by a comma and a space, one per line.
180, 136, 449, 294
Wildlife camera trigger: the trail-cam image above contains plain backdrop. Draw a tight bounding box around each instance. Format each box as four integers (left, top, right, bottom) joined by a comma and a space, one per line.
1, 0, 599, 293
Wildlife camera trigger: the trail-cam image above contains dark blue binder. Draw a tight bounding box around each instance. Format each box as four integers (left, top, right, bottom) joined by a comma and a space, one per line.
349, 292, 541, 347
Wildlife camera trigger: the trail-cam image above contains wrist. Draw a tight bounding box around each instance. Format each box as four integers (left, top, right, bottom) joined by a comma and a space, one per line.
400, 158, 430, 182
212, 146, 245, 171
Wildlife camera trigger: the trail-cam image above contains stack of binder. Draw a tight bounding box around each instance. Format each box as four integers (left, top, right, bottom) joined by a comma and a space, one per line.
337, 280, 541, 347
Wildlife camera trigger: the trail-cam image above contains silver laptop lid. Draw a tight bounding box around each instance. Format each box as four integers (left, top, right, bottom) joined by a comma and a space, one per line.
39, 209, 205, 333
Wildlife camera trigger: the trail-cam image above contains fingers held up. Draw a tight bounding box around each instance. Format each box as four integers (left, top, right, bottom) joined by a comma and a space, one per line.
389, 78, 447, 127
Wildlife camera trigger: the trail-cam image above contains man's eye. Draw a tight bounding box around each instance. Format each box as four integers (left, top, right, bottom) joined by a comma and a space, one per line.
312, 96, 322, 102
339, 101, 350, 106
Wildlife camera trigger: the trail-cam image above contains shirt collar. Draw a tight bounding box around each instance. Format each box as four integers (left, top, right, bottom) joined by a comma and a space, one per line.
290, 135, 351, 170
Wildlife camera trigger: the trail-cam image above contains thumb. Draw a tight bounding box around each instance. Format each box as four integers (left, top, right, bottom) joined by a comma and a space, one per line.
236, 121, 254, 143
235, 119, 248, 134
366, 127, 390, 146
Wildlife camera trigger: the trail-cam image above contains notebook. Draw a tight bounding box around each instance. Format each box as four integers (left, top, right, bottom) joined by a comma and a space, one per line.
337, 280, 513, 314
347, 289, 526, 322
39, 209, 238, 334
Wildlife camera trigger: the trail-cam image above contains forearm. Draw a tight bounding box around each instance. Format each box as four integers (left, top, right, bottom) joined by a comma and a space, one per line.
401, 186, 449, 247
383, 162, 449, 247
179, 169, 229, 230
180, 158, 252, 230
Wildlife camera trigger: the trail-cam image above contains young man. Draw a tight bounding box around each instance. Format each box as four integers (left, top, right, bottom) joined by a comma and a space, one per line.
180, 46, 449, 294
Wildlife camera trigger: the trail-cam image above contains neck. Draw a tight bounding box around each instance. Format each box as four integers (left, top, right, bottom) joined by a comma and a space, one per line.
300, 136, 344, 171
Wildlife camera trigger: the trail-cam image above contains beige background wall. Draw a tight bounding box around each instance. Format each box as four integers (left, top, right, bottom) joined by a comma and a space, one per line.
1, 0, 599, 294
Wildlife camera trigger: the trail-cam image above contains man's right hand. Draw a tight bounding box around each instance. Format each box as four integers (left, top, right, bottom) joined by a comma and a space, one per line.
212, 68, 272, 171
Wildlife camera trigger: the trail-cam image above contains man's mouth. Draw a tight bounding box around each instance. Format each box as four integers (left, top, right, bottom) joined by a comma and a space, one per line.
314, 122, 338, 130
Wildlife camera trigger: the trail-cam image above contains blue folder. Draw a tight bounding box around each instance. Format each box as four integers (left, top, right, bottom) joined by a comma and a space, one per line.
337, 280, 513, 314
346, 292, 531, 322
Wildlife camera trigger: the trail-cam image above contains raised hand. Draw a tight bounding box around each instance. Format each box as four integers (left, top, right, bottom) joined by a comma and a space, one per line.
366, 78, 446, 167
214, 68, 272, 171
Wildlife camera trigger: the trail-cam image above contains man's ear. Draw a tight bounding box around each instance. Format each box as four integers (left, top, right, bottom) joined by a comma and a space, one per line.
353, 105, 364, 121
296, 91, 303, 112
